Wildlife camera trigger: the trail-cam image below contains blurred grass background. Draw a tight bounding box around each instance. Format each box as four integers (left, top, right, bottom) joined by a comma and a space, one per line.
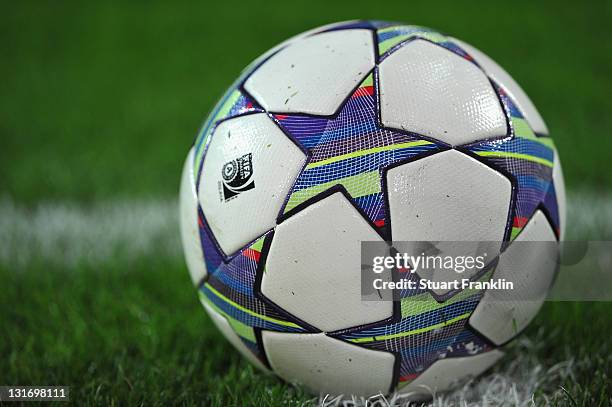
1, 0, 611, 405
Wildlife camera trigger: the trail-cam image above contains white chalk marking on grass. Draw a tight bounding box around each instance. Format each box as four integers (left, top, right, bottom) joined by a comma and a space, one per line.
317, 334, 582, 406
406, 337, 576, 407
565, 189, 612, 240
0, 190, 611, 267
0, 197, 181, 268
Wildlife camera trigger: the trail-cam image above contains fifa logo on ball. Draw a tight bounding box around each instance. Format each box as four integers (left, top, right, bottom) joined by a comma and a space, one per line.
220, 153, 255, 201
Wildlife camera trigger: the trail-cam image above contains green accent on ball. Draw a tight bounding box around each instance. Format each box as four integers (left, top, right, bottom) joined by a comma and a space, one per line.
250, 236, 265, 253
400, 269, 494, 318
306, 140, 433, 170
476, 151, 553, 168
511, 226, 522, 240
349, 312, 473, 344
202, 284, 302, 329
199, 291, 257, 342
378, 26, 448, 55
284, 170, 381, 213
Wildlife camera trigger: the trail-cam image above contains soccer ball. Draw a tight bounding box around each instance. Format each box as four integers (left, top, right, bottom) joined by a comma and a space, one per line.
179, 20, 565, 399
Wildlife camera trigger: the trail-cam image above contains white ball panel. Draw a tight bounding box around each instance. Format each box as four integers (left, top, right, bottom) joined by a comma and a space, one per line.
241, 21, 364, 76
262, 332, 395, 397
199, 113, 306, 256
202, 302, 270, 373
469, 210, 557, 345
451, 38, 549, 135
379, 39, 507, 146
179, 148, 207, 285
552, 152, 566, 240
386, 150, 511, 295
398, 350, 504, 399
262, 192, 393, 332
244, 30, 375, 116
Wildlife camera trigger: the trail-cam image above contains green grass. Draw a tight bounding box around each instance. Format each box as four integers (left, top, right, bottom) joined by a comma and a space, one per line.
1, 258, 610, 406
0, 259, 310, 406
1, 0, 612, 203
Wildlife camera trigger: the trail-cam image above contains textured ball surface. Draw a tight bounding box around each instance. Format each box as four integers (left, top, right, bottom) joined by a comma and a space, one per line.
179, 20, 565, 398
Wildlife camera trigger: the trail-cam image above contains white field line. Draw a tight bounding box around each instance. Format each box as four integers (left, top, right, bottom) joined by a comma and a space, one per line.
565, 190, 612, 239
0, 191, 611, 267
0, 197, 181, 268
